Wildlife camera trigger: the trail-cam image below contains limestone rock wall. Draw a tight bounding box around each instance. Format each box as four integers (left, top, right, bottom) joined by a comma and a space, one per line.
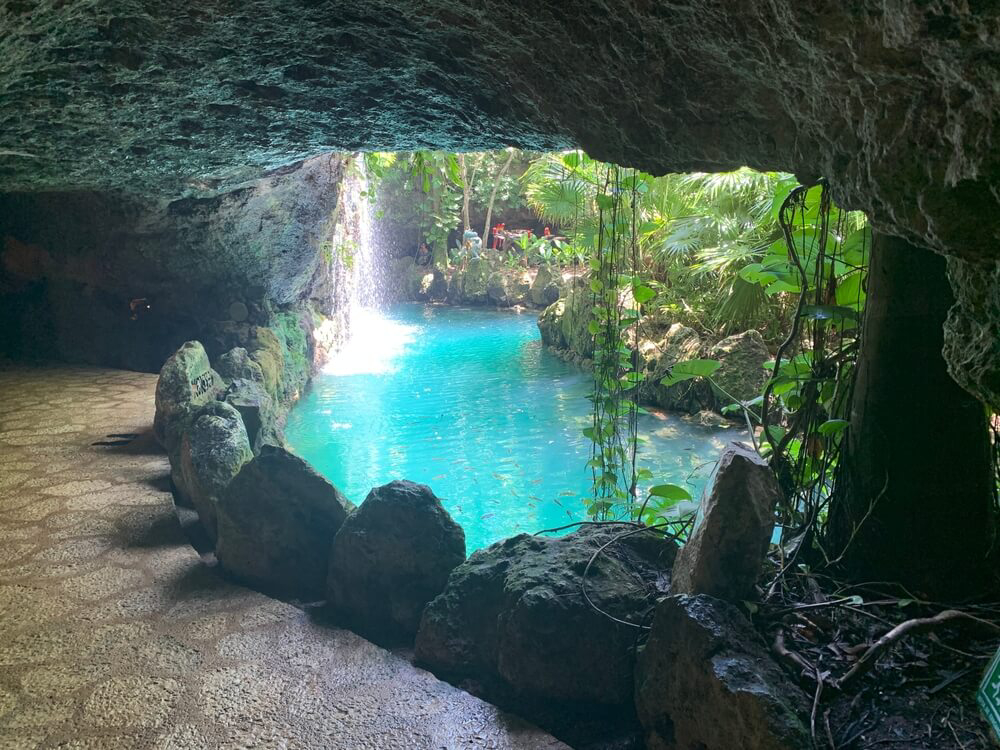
0, 155, 348, 372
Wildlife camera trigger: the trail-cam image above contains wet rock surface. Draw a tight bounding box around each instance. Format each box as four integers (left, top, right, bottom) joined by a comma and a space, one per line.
0, 364, 567, 750
176, 400, 253, 542
671, 444, 781, 602
415, 525, 677, 706
216, 445, 355, 600
635, 594, 809, 750
327, 480, 466, 641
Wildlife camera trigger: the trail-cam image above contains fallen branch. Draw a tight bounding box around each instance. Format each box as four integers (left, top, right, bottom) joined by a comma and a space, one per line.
835, 609, 1000, 690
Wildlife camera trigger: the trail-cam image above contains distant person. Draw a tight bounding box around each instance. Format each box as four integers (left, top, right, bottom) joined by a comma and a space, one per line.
492, 223, 505, 250
415, 241, 431, 266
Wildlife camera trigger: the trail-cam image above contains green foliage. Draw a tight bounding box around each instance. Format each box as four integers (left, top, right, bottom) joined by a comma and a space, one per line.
663, 181, 871, 550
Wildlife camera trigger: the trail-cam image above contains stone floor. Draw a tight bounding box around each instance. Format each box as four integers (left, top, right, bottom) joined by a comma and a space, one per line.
0, 364, 567, 750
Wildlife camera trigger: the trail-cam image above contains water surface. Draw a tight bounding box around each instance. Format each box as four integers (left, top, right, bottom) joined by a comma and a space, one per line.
285, 304, 742, 552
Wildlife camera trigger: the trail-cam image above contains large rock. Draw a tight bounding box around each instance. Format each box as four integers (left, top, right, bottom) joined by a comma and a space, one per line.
216, 346, 265, 384
530, 266, 554, 307
635, 594, 809, 750
177, 401, 253, 542
416, 525, 677, 705
216, 445, 355, 599
642, 324, 709, 413
223, 377, 273, 448
536, 276, 594, 358
708, 330, 771, 405
327, 480, 466, 640
448, 257, 491, 304
409, 266, 447, 301
153, 341, 224, 453
671, 443, 780, 602
486, 271, 510, 306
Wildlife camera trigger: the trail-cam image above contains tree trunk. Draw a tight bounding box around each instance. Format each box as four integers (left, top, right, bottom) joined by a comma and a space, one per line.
483, 149, 515, 242
459, 154, 471, 232
828, 233, 995, 596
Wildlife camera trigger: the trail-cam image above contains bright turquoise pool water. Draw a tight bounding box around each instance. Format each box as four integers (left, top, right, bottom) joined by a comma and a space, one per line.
285, 304, 743, 552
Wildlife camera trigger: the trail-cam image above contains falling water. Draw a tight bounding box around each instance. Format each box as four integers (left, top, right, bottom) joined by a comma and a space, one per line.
323, 154, 414, 375
334, 155, 383, 312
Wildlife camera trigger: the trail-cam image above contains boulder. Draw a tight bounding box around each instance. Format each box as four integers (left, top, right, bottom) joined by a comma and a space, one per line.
216, 445, 355, 599
530, 266, 554, 307
415, 525, 677, 705
537, 299, 567, 349
536, 276, 593, 357
635, 594, 809, 750
671, 443, 780, 602
327, 480, 466, 640
542, 280, 561, 306
708, 330, 770, 405
409, 267, 447, 301
216, 346, 265, 384
643, 324, 709, 413
487, 271, 510, 306
153, 340, 225, 453
176, 401, 253, 542
461, 258, 491, 303
223, 377, 273, 448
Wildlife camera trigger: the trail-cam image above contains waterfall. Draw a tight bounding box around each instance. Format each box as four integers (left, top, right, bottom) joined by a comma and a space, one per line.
333, 155, 382, 313
321, 154, 415, 376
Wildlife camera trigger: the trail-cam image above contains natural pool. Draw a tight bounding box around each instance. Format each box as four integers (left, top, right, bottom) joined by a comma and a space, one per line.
286, 304, 744, 552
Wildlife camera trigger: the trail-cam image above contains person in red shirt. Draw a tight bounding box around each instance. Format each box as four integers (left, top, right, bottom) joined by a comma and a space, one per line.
492, 223, 505, 250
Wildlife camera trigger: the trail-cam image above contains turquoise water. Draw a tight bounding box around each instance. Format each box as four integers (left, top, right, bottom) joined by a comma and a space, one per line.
285, 304, 743, 552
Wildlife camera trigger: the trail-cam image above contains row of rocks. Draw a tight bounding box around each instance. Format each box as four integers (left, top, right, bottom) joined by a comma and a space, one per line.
389, 256, 565, 309
154, 340, 467, 619
537, 276, 771, 415
155, 339, 808, 747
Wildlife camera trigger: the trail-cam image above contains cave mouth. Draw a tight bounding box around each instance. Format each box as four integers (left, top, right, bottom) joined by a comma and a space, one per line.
2, 138, 996, 747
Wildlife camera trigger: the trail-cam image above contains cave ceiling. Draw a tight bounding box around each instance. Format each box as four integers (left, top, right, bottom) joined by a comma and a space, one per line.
2, 1, 1000, 261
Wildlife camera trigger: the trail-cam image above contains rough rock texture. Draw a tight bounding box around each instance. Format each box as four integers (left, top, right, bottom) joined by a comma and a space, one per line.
944, 257, 1000, 411
177, 400, 254, 542
2, 0, 1000, 269
635, 594, 810, 750
153, 341, 224, 453
487, 271, 511, 306
536, 277, 593, 358
707, 330, 771, 405
223, 378, 273, 449
327, 480, 466, 640
529, 266, 554, 307
415, 525, 677, 706
447, 261, 490, 305
216, 445, 355, 599
642, 324, 710, 413
216, 347, 265, 384
0, 156, 350, 372
672, 444, 781, 602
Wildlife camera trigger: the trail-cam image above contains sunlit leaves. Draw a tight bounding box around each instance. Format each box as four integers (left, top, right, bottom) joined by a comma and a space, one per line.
660, 358, 722, 388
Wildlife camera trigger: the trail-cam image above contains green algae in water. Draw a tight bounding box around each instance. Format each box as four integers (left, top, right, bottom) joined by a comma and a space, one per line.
284, 304, 743, 552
